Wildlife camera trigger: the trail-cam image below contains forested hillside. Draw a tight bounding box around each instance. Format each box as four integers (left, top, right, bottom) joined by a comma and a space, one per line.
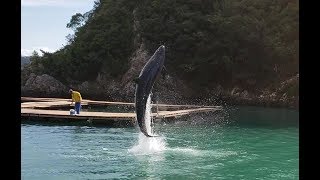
22, 0, 298, 107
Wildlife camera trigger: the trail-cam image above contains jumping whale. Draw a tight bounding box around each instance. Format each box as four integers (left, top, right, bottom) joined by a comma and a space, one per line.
134, 45, 166, 137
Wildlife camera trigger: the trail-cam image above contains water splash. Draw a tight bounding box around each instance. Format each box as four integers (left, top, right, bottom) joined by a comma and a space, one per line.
128, 133, 166, 155
129, 93, 167, 155
129, 93, 235, 157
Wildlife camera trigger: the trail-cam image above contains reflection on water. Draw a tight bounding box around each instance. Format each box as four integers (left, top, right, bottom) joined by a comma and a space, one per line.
22, 106, 299, 179
228, 106, 299, 127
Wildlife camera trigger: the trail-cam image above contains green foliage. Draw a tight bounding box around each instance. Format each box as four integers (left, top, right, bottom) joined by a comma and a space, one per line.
32, 0, 135, 83
28, 51, 45, 74
29, 0, 298, 90
136, 0, 298, 88
66, 13, 85, 31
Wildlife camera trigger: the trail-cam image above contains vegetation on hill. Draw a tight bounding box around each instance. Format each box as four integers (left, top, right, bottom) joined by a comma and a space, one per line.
24, 0, 298, 94
21, 56, 30, 67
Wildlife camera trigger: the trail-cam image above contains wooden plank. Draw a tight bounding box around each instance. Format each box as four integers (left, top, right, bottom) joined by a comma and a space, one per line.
21, 108, 135, 120
21, 107, 221, 121
158, 108, 219, 118
21, 97, 133, 106
21, 97, 222, 109
21, 101, 89, 108
84, 100, 134, 106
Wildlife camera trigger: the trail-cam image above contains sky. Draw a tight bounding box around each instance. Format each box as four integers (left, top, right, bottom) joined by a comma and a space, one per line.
21, 0, 96, 56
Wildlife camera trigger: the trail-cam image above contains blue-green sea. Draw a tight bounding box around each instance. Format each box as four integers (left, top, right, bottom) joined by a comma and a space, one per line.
21, 106, 299, 180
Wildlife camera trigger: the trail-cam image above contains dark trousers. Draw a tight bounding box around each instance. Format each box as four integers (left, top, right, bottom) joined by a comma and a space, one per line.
75, 102, 81, 114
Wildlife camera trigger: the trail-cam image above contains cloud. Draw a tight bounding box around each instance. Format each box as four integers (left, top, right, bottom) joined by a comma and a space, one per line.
21, 0, 94, 7
21, 47, 57, 56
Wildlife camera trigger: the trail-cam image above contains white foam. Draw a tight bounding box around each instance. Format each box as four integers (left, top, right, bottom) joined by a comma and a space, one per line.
165, 147, 238, 157
167, 147, 202, 156
129, 93, 237, 159
128, 133, 166, 155
129, 93, 168, 155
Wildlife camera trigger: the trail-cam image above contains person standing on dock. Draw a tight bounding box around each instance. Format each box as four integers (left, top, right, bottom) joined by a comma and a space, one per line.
69, 89, 82, 115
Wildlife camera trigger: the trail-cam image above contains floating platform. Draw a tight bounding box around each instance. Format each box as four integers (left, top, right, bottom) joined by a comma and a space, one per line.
21, 97, 220, 110
21, 97, 223, 125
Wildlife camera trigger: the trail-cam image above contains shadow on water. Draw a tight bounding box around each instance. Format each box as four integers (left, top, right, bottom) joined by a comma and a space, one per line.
154, 105, 299, 130
21, 105, 299, 129
227, 106, 299, 128
21, 119, 133, 128
22, 120, 92, 127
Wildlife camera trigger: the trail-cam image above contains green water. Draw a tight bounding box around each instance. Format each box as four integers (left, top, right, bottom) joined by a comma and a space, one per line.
21, 106, 299, 180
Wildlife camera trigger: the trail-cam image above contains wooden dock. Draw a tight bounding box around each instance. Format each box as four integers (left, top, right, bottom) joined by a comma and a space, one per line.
21, 97, 223, 125
21, 97, 220, 110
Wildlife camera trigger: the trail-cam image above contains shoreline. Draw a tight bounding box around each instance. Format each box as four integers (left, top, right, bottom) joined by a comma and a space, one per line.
21, 91, 298, 110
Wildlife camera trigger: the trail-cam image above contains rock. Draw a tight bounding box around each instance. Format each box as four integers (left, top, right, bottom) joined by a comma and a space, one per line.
120, 9, 149, 91
277, 73, 299, 93
121, 42, 149, 91
79, 81, 89, 91
240, 90, 249, 99
122, 82, 136, 96
231, 87, 241, 96
213, 84, 224, 96
23, 74, 68, 95
24, 73, 37, 86
280, 93, 288, 102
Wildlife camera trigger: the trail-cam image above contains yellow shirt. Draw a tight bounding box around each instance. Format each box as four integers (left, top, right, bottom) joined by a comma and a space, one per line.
71, 91, 82, 102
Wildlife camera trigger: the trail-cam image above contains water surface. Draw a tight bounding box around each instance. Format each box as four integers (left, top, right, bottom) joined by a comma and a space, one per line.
21, 106, 299, 179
